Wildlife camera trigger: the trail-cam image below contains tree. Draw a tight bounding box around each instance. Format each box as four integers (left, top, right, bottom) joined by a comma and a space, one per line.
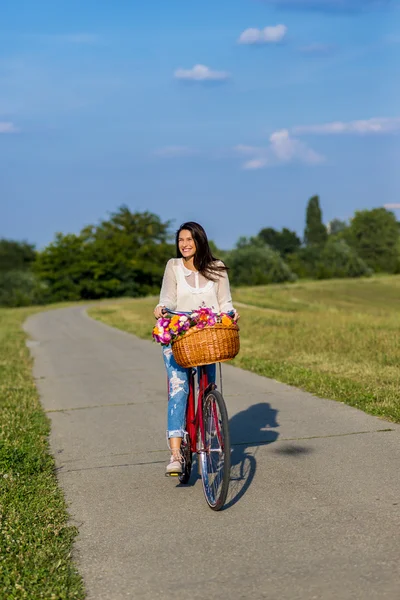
258, 227, 301, 256
34, 233, 88, 301
280, 228, 302, 255
208, 239, 229, 262
0, 239, 36, 272
80, 206, 173, 298
328, 219, 348, 236
35, 206, 174, 302
304, 195, 328, 246
347, 208, 399, 273
258, 227, 280, 249
227, 237, 296, 286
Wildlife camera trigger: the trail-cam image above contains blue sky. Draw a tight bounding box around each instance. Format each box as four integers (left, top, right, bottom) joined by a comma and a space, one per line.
2, 0, 400, 250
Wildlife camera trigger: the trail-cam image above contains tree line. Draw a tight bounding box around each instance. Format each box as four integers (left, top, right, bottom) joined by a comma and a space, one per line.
1, 197, 399, 307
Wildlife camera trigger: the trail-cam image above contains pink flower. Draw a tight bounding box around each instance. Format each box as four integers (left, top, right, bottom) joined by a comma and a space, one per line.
161, 332, 172, 344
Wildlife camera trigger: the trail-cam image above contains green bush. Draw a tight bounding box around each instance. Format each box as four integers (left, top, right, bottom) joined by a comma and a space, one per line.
286, 240, 371, 280
286, 247, 319, 279
316, 239, 372, 279
0, 270, 47, 307
227, 239, 296, 286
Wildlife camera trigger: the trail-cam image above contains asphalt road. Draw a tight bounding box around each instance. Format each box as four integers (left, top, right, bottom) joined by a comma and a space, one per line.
24, 306, 400, 600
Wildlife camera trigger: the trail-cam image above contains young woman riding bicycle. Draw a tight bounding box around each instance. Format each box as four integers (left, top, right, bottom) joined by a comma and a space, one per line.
154, 221, 239, 475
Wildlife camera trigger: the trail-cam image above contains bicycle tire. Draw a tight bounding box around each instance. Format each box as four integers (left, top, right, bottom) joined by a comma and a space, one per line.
179, 435, 192, 484
199, 390, 231, 511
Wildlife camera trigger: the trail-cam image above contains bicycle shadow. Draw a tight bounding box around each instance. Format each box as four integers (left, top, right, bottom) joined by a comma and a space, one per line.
223, 401, 280, 510
180, 402, 280, 503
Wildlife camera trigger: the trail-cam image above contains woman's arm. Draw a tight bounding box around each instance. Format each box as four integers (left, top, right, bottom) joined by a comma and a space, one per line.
216, 267, 234, 313
156, 259, 177, 311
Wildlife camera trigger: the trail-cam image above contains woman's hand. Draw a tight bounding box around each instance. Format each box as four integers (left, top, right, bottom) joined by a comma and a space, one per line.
233, 309, 240, 322
154, 305, 166, 319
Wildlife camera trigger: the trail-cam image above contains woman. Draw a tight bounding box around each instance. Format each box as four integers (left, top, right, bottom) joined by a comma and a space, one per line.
154, 221, 238, 475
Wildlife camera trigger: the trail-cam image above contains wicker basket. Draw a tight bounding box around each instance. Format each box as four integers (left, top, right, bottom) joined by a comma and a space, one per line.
172, 323, 240, 368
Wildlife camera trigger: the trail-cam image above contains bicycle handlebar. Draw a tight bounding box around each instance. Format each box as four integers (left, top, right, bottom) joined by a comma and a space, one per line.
163, 308, 235, 318
163, 308, 190, 316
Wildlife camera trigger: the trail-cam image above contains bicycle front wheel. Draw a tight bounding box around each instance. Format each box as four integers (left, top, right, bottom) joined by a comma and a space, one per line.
199, 390, 231, 511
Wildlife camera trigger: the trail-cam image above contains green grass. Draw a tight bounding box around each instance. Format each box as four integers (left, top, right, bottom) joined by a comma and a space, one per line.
0, 306, 85, 599
89, 275, 400, 424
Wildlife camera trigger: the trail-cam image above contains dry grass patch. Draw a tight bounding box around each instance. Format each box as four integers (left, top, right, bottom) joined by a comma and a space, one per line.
88, 276, 400, 423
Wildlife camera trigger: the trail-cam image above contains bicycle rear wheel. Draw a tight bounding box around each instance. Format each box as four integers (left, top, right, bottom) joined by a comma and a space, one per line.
199, 390, 231, 510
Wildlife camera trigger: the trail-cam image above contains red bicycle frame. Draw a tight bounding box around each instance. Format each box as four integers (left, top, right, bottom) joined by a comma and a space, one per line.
187, 367, 225, 454
186, 366, 206, 453
167, 366, 221, 453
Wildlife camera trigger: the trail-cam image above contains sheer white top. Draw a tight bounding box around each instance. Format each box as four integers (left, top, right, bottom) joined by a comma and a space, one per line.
158, 258, 234, 313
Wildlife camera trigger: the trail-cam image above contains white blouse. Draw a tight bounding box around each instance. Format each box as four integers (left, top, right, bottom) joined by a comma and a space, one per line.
158, 258, 234, 313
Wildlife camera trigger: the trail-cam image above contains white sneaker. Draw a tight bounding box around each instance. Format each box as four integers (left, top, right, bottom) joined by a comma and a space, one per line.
165, 453, 183, 476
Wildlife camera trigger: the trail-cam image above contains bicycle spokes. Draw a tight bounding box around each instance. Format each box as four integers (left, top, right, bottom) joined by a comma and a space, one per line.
200, 391, 231, 510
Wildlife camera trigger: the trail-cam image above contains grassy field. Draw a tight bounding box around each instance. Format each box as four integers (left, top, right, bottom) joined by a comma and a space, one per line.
1, 276, 398, 597
89, 275, 400, 424
0, 306, 84, 599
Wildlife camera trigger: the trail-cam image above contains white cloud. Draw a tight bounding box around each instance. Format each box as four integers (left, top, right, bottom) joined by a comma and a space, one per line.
234, 145, 270, 169
235, 129, 324, 169
244, 157, 270, 170
238, 24, 287, 45
293, 117, 400, 135
270, 129, 323, 163
0, 122, 18, 133
270, 130, 295, 162
155, 146, 197, 158
236, 114, 400, 171
384, 203, 400, 209
174, 64, 230, 81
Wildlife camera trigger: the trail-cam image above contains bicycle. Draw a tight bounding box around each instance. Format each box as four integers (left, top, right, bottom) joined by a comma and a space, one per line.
164, 309, 232, 511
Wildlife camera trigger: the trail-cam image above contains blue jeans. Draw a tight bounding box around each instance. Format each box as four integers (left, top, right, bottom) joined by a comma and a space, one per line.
162, 345, 216, 439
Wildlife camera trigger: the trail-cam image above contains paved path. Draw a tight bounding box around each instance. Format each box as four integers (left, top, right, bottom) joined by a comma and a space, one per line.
24, 306, 400, 600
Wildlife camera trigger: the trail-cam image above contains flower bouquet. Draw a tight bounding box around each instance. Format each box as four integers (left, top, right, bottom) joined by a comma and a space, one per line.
152, 306, 235, 345
153, 306, 239, 368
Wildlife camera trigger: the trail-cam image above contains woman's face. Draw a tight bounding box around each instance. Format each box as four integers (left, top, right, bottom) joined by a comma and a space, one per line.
178, 229, 197, 260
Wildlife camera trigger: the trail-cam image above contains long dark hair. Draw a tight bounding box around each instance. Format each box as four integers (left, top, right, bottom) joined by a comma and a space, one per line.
175, 221, 227, 281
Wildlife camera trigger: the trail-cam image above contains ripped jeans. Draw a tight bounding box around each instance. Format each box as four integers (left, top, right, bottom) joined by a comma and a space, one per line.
162, 345, 216, 439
